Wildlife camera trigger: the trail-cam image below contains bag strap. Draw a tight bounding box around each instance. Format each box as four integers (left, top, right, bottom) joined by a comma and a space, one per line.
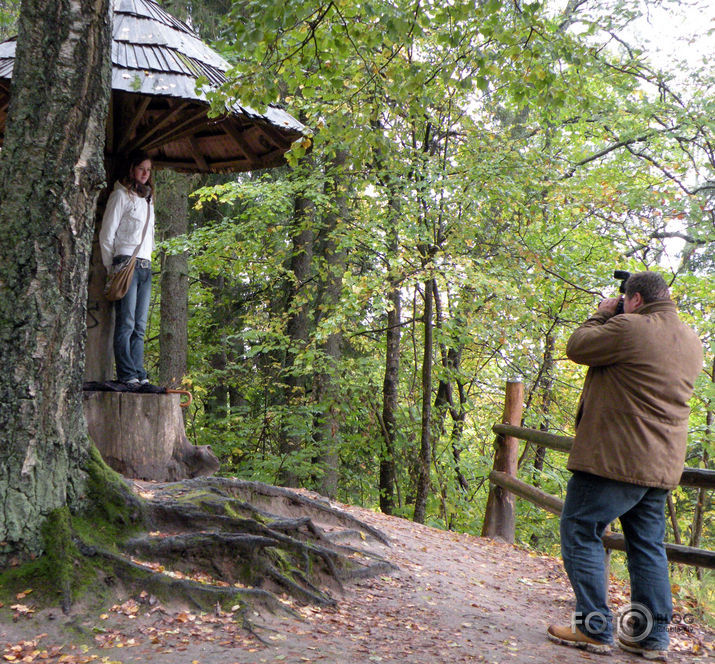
128, 199, 152, 261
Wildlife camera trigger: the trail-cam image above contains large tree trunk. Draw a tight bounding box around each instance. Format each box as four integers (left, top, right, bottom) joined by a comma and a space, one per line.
157, 172, 196, 388
0, 0, 112, 561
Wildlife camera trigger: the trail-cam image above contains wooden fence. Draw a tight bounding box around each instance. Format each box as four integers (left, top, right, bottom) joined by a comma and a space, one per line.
482, 381, 715, 570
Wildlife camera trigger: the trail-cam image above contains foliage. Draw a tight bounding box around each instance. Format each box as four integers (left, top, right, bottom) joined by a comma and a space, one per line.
142, 0, 714, 575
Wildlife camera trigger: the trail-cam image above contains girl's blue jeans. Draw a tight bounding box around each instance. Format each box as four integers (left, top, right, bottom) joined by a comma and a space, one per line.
113, 261, 152, 383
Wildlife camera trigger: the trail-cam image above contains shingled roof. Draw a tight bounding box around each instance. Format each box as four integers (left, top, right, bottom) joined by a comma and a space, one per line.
0, 0, 305, 172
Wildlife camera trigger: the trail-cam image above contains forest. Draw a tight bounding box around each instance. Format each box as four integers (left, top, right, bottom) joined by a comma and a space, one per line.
0, 0, 713, 617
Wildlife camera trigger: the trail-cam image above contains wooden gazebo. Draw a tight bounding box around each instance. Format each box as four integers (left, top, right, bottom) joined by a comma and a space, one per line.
0, 0, 305, 381
0, 0, 304, 173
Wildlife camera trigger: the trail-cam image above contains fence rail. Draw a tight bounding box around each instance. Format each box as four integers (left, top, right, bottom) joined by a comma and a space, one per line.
485, 418, 714, 570
492, 424, 715, 489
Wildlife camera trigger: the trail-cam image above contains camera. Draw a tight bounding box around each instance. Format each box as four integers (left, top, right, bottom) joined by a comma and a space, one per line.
614, 270, 630, 314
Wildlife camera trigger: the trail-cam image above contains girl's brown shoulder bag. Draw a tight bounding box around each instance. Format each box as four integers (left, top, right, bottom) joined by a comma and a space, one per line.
104, 202, 152, 302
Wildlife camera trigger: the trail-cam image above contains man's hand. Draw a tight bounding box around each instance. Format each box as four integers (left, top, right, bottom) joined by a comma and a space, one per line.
597, 297, 621, 314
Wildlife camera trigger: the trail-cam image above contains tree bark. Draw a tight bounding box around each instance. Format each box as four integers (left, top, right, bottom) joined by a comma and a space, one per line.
0, 0, 112, 560
372, 119, 402, 516
157, 172, 196, 388
278, 187, 315, 487
533, 332, 554, 485
313, 151, 348, 498
450, 379, 470, 492
380, 277, 401, 514
413, 277, 435, 524
84, 392, 219, 481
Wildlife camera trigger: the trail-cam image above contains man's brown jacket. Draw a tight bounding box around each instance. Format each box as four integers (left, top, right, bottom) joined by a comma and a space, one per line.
566, 300, 703, 489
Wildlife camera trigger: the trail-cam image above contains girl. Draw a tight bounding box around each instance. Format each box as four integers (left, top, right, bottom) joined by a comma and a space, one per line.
99, 151, 155, 386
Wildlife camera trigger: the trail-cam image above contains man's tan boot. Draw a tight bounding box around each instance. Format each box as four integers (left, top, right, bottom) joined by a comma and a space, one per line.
617, 635, 668, 661
547, 624, 612, 655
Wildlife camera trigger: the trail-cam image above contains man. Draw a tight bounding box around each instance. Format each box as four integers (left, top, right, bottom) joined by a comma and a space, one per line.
547, 272, 703, 661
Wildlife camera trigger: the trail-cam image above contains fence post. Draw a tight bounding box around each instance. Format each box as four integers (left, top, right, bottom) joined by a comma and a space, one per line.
481, 379, 524, 542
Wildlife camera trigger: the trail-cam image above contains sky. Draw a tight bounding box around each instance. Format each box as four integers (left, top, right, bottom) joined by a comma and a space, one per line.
628, 0, 714, 74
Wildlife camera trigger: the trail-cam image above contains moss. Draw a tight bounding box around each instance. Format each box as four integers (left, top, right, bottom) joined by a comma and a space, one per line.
41, 507, 75, 610
0, 509, 105, 611
79, 444, 145, 547
224, 501, 270, 524
174, 488, 212, 503
0, 446, 149, 611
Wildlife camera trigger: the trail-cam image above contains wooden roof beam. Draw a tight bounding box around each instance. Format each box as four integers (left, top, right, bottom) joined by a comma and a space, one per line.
256, 121, 295, 150
126, 100, 191, 153
151, 155, 279, 173
221, 122, 259, 167
117, 96, 151, 152
140, 109, 210, 151
188, 135, 209, 171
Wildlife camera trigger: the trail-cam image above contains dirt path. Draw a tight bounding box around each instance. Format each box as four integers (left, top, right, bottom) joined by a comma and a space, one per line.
2, 494, 712, 663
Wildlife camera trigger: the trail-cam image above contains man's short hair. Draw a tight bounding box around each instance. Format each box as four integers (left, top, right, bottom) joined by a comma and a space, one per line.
625, 271, 671, 303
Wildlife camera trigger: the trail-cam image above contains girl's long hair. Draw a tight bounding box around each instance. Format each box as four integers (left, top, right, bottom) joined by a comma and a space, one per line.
121, 150, 153, 202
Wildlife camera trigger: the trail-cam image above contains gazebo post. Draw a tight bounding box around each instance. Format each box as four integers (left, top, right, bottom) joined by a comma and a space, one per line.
85, 155, 119, 382
85, 209, 115, 382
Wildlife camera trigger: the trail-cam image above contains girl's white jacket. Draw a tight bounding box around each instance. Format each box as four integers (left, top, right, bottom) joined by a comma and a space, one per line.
99, 181, 155, 269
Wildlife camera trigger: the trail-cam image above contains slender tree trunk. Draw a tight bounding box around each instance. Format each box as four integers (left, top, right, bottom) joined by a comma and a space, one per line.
313, 150, 347, 498
450, 379, 470, 492
432, 282, 452, 437
371, 118, 404, 515
380, 283, 401, 514
379, 191, 402, 515
0, 0, 112, 560
533, 332, 554, 485
413, 277, 435, 524
278, 190, 315, 487
689, 356, 713, 578
157, 172, 196, 388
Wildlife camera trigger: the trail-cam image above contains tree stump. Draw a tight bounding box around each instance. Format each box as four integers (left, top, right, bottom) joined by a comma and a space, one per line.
83, 391, 219, 481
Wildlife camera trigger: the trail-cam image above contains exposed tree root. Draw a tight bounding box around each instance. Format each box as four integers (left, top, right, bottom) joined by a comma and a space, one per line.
52, 462, 396, 641
73, 542, 292, 623
145, 477, 392, 545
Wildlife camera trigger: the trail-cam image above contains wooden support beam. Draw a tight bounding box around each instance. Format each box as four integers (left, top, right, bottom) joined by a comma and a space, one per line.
126, 100, 190, 152
493, 424, 572, 452
221, 121, 259, 166
257, 120, 295, 150
601, 533, 715, 569
489, 470, 563, 515
679, 468, 715, 490
482, 380, 523, 542
117, 96, 151, 152
140, 108, 209, 152
188, 135, 209, 171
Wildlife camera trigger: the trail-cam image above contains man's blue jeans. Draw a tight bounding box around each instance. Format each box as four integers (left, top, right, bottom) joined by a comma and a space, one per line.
113, 263, 152, 382
560, 471, 671, 649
